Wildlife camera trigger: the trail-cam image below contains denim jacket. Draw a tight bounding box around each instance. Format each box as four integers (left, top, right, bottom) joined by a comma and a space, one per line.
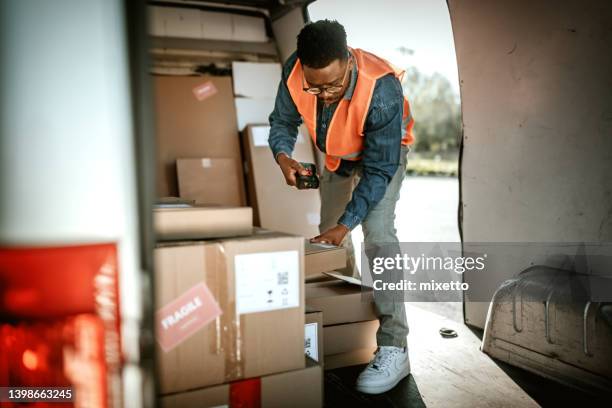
268, 51, 404, 230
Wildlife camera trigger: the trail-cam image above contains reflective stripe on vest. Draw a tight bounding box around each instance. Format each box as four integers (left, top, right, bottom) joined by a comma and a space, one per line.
287, 47, 415, 172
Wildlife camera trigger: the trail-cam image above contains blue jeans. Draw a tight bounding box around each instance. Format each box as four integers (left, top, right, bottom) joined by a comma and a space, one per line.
319, 146, 410, 347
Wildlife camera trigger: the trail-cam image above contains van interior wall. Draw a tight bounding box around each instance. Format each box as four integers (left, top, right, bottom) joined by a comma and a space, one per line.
449, 0, 612, 328
271, 6, 306, 62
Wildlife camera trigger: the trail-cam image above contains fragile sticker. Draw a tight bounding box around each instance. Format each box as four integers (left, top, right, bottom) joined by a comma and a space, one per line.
192, 81, 218, 101
156, 282, 222, 352
234, 250, 299, 315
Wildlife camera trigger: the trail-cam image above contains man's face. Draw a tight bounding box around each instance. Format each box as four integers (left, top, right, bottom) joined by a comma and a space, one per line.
303, 58, 351, 106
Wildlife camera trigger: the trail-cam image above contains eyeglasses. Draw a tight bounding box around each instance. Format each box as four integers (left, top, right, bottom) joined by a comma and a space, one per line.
302, 57, 352, 95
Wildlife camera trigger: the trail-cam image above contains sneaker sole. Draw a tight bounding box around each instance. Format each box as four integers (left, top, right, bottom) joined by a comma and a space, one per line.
355, 367, 411, 395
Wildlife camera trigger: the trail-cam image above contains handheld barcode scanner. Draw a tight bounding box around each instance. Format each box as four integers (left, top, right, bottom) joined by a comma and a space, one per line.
296, 162, 319, 189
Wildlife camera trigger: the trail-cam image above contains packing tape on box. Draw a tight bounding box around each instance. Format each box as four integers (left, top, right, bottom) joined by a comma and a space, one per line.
205, 242, 246, 382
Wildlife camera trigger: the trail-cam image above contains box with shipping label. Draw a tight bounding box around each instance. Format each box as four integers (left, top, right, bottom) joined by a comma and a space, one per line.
323, 320, 379, 356
154, 205, 252, 241
177, 157, 246, 206
305, 241, 347, 278
242, 125, 321, 238
305, 280, 376, 326
305, 307, 323, 364
155, 232, 305, 394
160, 358, 322, 408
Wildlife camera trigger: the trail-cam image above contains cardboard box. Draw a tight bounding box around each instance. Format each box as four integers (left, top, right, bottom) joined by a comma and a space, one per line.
232, 62, 282, 98
154, 75, 245, 197
160, 358, 323, 408
242, 125, 321, 238
154, 206, 252, 240
325, 348, 378, 370
305, 280, 376, 326
305, 242, 347, 278
177, 158, 245, 206
305, 307, 323, 363
323, 320, 379, 356
155, 232, 305, 393
234, 98, 276, 131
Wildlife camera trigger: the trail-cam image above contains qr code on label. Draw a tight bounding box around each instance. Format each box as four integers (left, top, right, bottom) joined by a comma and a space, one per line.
305, 338, 311, 349
277, 271, 288, 285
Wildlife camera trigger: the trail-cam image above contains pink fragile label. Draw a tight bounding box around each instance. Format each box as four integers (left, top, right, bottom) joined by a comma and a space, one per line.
192, 81, 218, 101
156, 282, 222, 352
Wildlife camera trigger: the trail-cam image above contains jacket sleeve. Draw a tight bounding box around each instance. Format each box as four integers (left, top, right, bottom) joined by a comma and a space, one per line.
268, 53, 303, 162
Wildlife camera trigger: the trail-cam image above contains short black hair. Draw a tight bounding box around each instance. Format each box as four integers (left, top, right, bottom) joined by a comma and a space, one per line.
297, 19, 348, 69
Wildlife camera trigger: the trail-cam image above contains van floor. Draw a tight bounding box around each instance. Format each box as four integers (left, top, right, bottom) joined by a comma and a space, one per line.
323, 304, 609, 407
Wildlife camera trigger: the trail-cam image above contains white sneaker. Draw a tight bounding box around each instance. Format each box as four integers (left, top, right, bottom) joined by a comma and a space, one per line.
355, 346, 411, 394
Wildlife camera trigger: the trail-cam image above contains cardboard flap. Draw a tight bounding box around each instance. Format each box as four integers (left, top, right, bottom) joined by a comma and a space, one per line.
323, 271, 372, 288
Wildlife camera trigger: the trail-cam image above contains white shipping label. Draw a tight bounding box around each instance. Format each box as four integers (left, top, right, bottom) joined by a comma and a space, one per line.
201, 158, 212, 168
304, 322, 319, 362
234, 250, 299, 315
251, 126, 271, 147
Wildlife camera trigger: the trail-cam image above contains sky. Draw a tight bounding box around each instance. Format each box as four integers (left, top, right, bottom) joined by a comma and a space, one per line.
308, 0, 460, 93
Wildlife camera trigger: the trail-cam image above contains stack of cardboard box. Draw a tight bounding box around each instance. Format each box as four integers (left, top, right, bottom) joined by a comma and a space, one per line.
153, 67, 325, 406
304, 244, 379, 370
306, 275, 379, 370
154, 224, 323, 407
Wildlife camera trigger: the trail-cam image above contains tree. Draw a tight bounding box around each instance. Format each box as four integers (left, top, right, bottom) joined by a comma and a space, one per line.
399, 62, 461, 153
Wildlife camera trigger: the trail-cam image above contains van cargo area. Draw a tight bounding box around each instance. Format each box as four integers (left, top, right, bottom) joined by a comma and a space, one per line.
0, 0, 611, 407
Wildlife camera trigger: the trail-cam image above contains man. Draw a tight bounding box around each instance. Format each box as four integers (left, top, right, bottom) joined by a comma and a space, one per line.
268, 19, 414, 394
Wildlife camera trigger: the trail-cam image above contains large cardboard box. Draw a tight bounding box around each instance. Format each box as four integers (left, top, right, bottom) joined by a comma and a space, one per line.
325, 348, 377, 370
154, 206, 252, 240
155, 232, 305, 394
177, 158, 245, 206
323, 320, 379, 356
160, 358, 323, 408
234, 98, 276, 132
242, 125, 321, 238
154, 75, 245, 198
232, 62, 282, 98
305, 307, 323, 364
305, 242, 347, 278
305, 280, 376, 326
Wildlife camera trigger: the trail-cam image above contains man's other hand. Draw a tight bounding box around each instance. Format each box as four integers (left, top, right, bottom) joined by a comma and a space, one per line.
310, 224, 350, 246
277, 153, 309, 187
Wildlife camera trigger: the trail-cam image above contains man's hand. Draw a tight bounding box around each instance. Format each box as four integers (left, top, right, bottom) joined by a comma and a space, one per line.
277, 153, 309, 187
310, 224, 350, 246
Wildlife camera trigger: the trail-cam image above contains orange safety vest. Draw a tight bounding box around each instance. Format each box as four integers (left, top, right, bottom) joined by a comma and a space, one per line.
287, 47, 415, 172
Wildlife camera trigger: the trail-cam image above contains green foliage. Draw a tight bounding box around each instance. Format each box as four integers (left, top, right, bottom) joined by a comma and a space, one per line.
402, 66, 461, 153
